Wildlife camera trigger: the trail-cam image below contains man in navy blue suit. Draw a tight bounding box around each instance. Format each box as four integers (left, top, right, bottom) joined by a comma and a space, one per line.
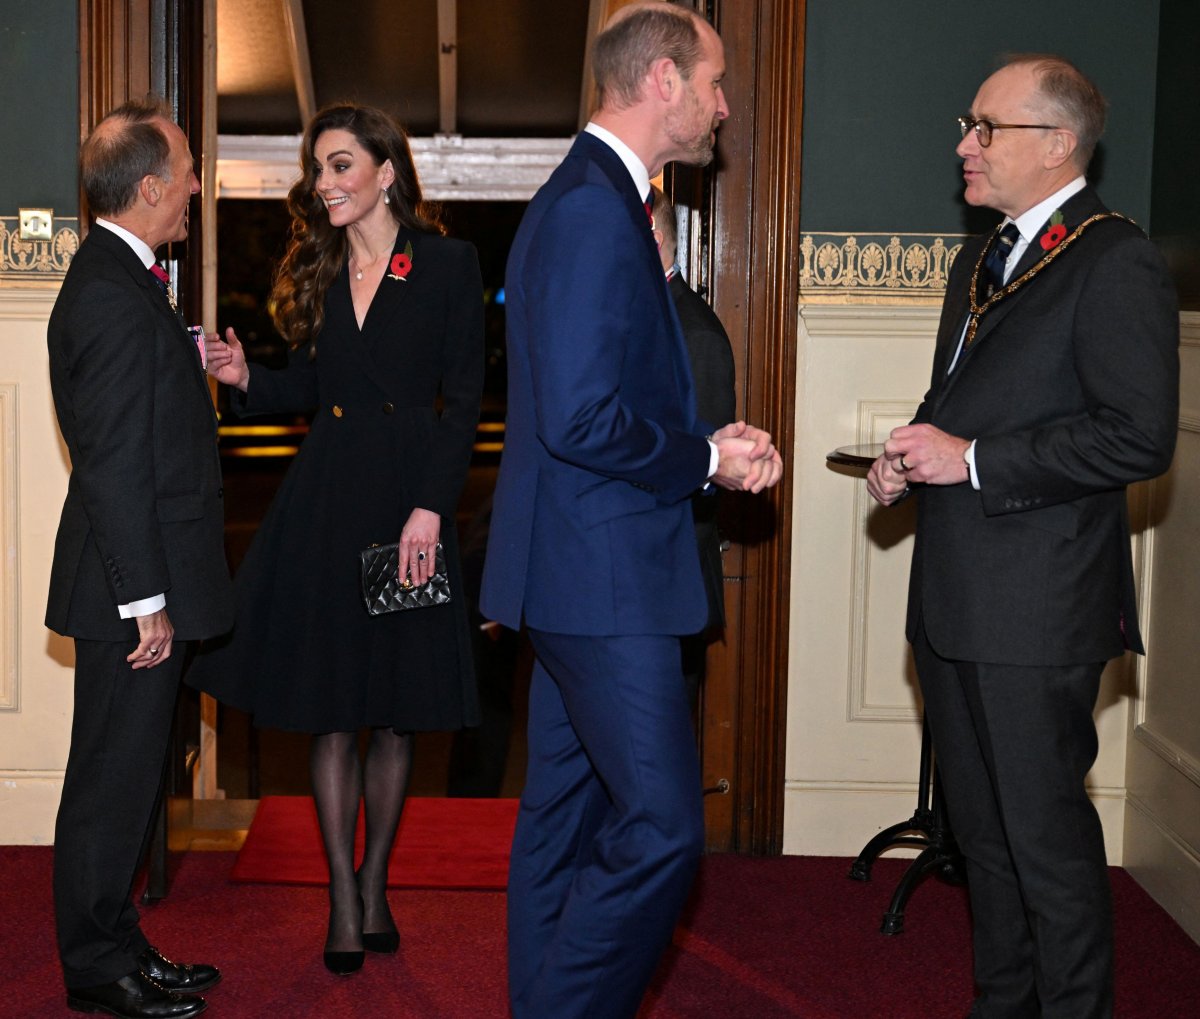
481, 4, 782, 1016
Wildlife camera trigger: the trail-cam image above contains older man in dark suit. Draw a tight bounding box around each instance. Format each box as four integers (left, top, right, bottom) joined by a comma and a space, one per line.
868, 56, 1178, 1017
650, 184, 736, 702
481, 4, 781, 1016
47, 101, 232, 1019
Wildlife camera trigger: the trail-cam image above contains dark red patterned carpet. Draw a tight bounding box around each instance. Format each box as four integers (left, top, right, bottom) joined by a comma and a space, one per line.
2, 845, 1197, 1017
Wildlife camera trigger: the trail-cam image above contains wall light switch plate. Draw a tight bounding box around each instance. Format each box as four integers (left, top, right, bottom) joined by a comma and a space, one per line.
19, 209, 54, 241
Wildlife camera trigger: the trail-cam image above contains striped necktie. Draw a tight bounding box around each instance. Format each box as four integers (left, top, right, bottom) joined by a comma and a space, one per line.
983, 222, 1020, 297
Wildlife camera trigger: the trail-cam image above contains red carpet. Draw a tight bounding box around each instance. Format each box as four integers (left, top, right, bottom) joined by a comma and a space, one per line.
2, 848, 1197, 1017
231, 795, 518, 890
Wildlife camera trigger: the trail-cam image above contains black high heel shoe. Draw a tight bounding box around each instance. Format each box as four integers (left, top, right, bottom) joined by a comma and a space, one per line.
323, 891, 365, 974
357, 868, 400, 954
323, 948, 365, 975
362, 931, 400, 954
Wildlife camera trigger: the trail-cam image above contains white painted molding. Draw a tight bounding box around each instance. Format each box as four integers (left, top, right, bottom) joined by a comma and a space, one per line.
799, 302, 942, 338
1134, 722, 1200, 788
848, 399, 921, 722
217, 134, 574, 202
0, 383, 17, 710
1180, 310, 1200, 346
0, 289, 59, 320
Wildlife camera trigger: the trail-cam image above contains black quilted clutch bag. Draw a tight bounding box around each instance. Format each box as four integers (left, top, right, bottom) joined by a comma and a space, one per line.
359, 542, 451, 615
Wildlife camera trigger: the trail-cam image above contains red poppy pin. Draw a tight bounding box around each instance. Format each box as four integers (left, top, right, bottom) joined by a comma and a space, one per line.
1039, 209, 1067, 251
387, 241, 414, 281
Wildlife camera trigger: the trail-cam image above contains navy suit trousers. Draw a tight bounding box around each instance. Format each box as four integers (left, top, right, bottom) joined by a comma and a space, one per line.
508, 630, 704, 1019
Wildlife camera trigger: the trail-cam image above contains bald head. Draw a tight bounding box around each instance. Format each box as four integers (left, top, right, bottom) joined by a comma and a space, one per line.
81, 101, 175, 217
650, 184, 677, 272
1002, 53, 1107, 171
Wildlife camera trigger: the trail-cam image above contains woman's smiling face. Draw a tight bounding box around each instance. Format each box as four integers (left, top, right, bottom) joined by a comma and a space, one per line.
312, 129, 393, 227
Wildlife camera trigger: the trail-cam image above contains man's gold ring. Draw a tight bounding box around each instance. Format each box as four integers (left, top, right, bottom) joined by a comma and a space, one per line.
899, 455, 911, 472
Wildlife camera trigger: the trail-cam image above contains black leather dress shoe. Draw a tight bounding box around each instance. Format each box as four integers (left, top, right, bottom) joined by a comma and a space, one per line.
137, 947, 221, 993
66, 970, 206, 1018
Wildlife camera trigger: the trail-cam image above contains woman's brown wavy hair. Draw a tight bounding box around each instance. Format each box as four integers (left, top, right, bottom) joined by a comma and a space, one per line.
270, 104, 444, 350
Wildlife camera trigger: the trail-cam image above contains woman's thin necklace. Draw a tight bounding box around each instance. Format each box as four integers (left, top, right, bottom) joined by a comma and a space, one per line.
350, 250, 386, 281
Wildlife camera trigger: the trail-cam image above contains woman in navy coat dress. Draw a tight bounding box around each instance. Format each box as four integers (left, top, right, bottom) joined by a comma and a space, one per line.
190, 105, 483, 973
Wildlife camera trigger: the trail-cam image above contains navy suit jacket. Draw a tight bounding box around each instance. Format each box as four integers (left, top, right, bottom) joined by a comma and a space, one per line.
907, 187, 1178, 666
481, 132, 711, 636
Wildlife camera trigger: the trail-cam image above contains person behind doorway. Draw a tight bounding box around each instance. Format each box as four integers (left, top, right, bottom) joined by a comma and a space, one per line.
188, 104, 484, 976
480, 4, 783, 1017
649, 183, 736, 708
866, 55, 1179, 1017
46, 99, 234, 1019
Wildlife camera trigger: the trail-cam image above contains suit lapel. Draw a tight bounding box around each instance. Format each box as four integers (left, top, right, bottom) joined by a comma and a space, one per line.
576, 134, 697, 424
951, 188, 1108, 363
1011, 186, 1105, 280
359, 229, 419, 345
324, 232, 421, 401
93, 228, 212, 400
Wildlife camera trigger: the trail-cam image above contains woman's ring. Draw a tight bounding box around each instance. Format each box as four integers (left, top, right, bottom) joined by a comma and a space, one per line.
149, 648, 159, 656
899, 455, 911, 472
417, 551, 427, 562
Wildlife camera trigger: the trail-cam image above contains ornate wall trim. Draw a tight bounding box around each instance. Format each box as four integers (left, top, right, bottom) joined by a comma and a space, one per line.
0, 383, 18, 711
0, 217, 79, 287
800, 231, 965, 302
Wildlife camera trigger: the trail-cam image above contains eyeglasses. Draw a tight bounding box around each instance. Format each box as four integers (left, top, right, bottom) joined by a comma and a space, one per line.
958, 115, 1057, 148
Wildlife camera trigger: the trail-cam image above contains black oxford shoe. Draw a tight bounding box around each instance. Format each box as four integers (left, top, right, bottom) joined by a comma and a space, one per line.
137, 947, 221, 993
66, 969, 206, 1018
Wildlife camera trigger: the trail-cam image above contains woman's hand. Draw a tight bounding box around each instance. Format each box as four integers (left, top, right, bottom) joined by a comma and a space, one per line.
205, 326, 251, 392
398, 507, 441, 587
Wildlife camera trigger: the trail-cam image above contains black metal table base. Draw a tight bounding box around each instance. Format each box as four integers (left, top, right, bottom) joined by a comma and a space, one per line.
848, 719, 963, 934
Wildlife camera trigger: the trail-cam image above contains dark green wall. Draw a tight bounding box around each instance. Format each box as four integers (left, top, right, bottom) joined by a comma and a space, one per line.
1150, 0, 1200, 306
0, 0, 79, 216
801, 0, 1161, 236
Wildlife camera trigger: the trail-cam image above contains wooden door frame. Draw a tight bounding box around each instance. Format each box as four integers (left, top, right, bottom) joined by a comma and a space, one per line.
79, 0, 807, 852
690, 0, 805, 854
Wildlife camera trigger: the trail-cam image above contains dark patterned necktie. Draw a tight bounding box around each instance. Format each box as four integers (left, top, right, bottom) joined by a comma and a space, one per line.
148, 264, 177, 311
983, 222, 1020, 297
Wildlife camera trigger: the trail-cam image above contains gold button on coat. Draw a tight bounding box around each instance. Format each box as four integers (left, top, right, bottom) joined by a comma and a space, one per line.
332, 405, 343, 417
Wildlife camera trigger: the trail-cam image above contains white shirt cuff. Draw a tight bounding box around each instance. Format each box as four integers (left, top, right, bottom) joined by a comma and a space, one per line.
118, 593, 166, 619
706, 439, 719, 479
965, 440, 981, 490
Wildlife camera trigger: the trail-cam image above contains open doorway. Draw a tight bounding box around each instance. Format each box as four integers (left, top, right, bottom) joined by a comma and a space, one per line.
209, 197, 532, 800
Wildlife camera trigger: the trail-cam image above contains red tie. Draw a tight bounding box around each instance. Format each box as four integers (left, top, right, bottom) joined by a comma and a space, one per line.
148, 264, 177, 311
643, 199, 654, 227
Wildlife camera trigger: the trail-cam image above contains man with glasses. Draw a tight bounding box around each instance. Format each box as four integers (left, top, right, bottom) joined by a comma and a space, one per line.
867, 55, 1178, 1017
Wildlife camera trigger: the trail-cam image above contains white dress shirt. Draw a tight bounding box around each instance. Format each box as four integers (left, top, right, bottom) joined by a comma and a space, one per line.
951, 176, 1088, 489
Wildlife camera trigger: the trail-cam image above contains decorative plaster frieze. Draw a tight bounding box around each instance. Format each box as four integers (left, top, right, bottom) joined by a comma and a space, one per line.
800, 232, 965, 302
0, 217, 79, 286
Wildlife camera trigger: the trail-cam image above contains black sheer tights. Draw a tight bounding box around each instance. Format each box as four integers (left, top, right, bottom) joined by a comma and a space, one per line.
310, 728, 413, 952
